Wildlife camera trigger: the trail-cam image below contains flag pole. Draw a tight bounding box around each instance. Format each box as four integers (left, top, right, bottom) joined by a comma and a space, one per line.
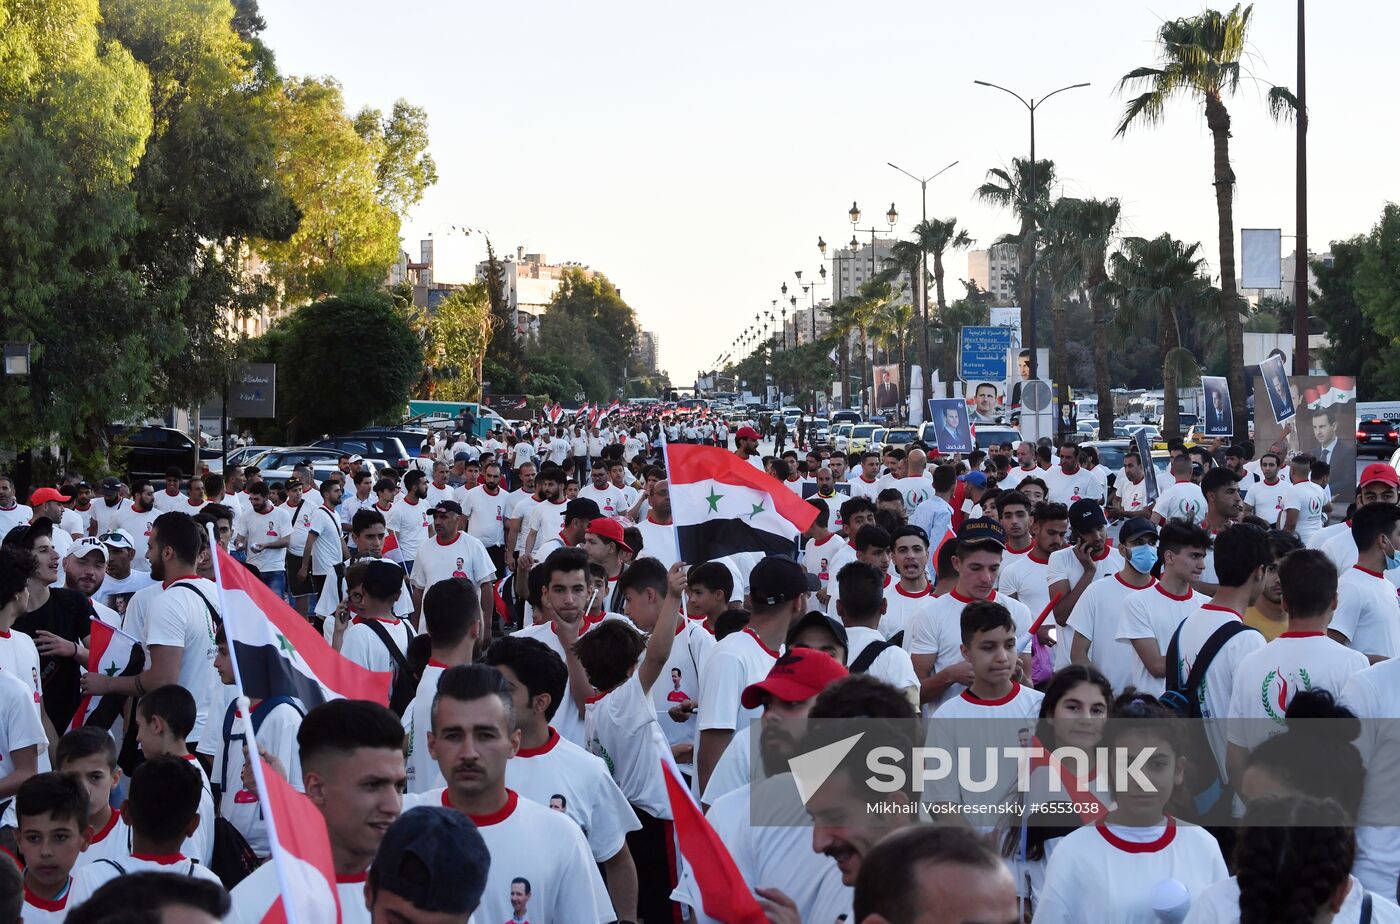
658, 426, 685, 568
206, 526, 310, 924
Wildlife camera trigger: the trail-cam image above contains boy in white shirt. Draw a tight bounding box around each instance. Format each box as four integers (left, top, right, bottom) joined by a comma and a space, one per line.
1243, 451, 1288, 525
15, 773, 90, 923
1150, 455, 1207, 526
1046, 499, 1123, 670
1329, 500, 1400, 662
132, 684, 213, 865
1116, 520, 1211, 695
836, 561, 920, 707
1226, 548, 1368, 782
403, 577, 482, 795
55, 728, 128, 868
333, 560, 415, 682
67, 755, 222, 906
1067, 517, 1159, 693
1281, 455, 1330, 544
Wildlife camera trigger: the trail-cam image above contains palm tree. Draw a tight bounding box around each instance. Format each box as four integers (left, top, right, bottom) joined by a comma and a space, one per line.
976, 157, 1057, 350
1115, 3, 1297, 439
914, 219, 974, 396
1033, 204, 1083, 431
1110, 234, 1216, 438
1042, 197, 1123, 438
826, 295, 863, 410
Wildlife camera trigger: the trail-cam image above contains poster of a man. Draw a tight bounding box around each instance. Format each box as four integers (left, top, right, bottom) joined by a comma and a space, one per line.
874, 364, 901, 413
1202, 376, 1233, 436
1253, 375, 1357, 508
968, 381, 1001, 423
1260, 351, 1295, 423
509, 877, 533, 922
928, 398, 974, 454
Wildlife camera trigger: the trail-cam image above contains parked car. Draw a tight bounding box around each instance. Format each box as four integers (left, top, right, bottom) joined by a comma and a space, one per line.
248, 447, 352, 486
831, 423, 854, 453
1358, 418, 1400, 458
223, 445, 276, 472
847, 423, 881, 456
879, 427, 919, 452
314, 433, 415, 469
807, 417, 831, 448
108, 426, 217, 482
831, 409, 863, 426
972, 425, 1022, 451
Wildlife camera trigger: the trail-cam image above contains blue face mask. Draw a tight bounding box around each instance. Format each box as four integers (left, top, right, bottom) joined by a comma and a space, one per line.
1385, 539, 1400, 573
1129, 544, 1158, 575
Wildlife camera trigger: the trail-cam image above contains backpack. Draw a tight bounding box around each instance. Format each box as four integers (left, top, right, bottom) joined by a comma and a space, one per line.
850, 636, 900, 674
1162, 617, 1256, 823
358, 617, 419, 716
214, 696, 304, 886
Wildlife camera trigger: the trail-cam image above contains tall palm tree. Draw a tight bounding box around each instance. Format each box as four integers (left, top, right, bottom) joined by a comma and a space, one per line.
1033, 204, 1083, 430
914, 219, 974, 396
1110, 234, 1216, 438
1042, 197, 1123, 438
826, 295, 863, 410
976, 157, 1056, 351
1115, 3, 1297, 438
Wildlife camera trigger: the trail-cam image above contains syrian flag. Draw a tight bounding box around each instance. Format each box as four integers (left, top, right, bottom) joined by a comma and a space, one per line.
604, 399, 621, 419
381, 529, 401, 563
254, 752, 339, 924
663, 759, 767, 924
71, 618, 143, 732
211, 546, 390, 708
666, 443, 817, 562
548, 403, 564, 425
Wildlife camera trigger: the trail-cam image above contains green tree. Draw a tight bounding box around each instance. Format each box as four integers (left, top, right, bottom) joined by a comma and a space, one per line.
1116, 3, 1297, 439
270, 293, 420, 441
1110, 235, 1215, 437
353, 99, 438, 218
426, 285, 494, 401
1352, 205, 1400, 392
536, 269, 639, 401
1313, 236, 1384, 393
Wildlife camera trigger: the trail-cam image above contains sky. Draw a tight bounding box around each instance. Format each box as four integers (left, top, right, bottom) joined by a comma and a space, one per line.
259, 0, 1400, 386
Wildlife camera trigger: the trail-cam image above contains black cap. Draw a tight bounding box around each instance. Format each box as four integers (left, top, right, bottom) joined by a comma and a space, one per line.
563, 498, 601, 523
749, 556, 810, 607
1119, 517, 1158, 544
371, 807, 489, 914
100, 476, 121, 492
3, 516, 53, 551
956, 517, 1005, 550
786, 610, 849, 653
432, 500, 463, 516
1068, 498, 1108, 533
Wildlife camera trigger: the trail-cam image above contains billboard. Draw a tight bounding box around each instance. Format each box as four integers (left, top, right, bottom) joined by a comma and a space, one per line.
1241, 228, 1283, 290
227, 364, 276, 419
959, 326, 1013, 381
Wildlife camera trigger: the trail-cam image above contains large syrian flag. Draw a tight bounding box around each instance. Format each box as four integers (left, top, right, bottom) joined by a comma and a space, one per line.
254, 752, 339, 924
211, 546, 390, 708
71, 618, 143, 732
666, 443, 818, 562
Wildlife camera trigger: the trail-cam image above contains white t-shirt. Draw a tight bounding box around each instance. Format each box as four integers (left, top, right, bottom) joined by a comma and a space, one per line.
804, 535, 854, 600
844, 625, 919, 693
236, 505, 293, 572
179, 753, 215, 865
1066, 574, 1157, 695
400, 788, 614, 924
403, 662, 446, 794
505, 729, 639, 862
339, 616, 414, 677
1283, 480, 1330, 542
1114, 476, 1151, 518
227, 864, 371, 924
655, 619, 715, 767
92, 569, 156, 613
1322, 529, 1400, 590
1331, 566, 1400, 659
1184, 874, 1400, 924
1042, 467, 1104, 506
1047, 543, 1124, 670
848, 474, 883, 501
1152, 481, 1207, 525
196, 690, 304, 856
1343, 659, 1400, 894
0, 670, 43, 798
884, 476, 933, 514
385, 496, 432, 561
1115, 582, 1209, 695
509, 492, 543, 553
524, 499, 569, 554
1245, 477, 1289, 526
1313, 519, 1353, 552
423, 482, 455, 509
1035, 820, 1228, 924
577, 483, 626, 519
307, 505, 344, 576
59, 508, 83, 539
145, 577, 219, 740
69, 853, 222, 908
929, 685, 1044, 818
409, 531, 496, 593
1172, 604, 1265, 775
1226, 632, 1368, 753
511, 441, 535, 468
878, 581, 935, 643
89, 499, 132, 537
151, 488, 187, 513
584, 673, 673, 818
113, 506, 159, 569
999, 550, 1053, 633
697, 628, 781, 734
906, 590, 1032, 711
458, 484, 508, 547
634, 515, 679, 568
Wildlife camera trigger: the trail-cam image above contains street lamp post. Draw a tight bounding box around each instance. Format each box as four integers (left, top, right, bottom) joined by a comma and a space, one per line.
888, 160, 958, 407
850, 201, 899, 417
972, 79, 1089, 400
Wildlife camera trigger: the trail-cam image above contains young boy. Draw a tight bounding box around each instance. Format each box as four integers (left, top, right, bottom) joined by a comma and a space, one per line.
930, 601, 1045, 827
684, 562, 733, 634
403, 578, 481, 795
66, 756, 222, 906
53, 728, 127, 868
196, 625, 302, 860
15, 772, 90, 922
133, 686, 213, 866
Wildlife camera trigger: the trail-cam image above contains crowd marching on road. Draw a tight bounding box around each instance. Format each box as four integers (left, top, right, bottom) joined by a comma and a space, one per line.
0, 402, 1398, 924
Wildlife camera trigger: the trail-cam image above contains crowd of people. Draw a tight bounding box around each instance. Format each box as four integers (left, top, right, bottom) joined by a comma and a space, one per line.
0, 409, 1394, 923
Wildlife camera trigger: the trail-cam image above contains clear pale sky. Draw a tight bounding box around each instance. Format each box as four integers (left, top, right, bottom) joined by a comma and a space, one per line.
260, 0, 1400, 385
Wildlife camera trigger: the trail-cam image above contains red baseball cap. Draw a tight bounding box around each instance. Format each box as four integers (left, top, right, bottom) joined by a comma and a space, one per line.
29, 487, 67, 506
736, 426, 761, 441
741, 650, 848, 709
1360, 463, 1399, 489
585, 517, 633, 554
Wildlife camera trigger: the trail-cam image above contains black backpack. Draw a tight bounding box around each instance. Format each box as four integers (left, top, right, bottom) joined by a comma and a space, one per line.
212, 696, 305, 887
1163, 617, 1256, 823
359, 617, 419, 716
850, 633, 903, 674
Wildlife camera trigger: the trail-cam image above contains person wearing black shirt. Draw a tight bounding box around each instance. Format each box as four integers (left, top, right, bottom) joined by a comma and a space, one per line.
1, 518, 91, 733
